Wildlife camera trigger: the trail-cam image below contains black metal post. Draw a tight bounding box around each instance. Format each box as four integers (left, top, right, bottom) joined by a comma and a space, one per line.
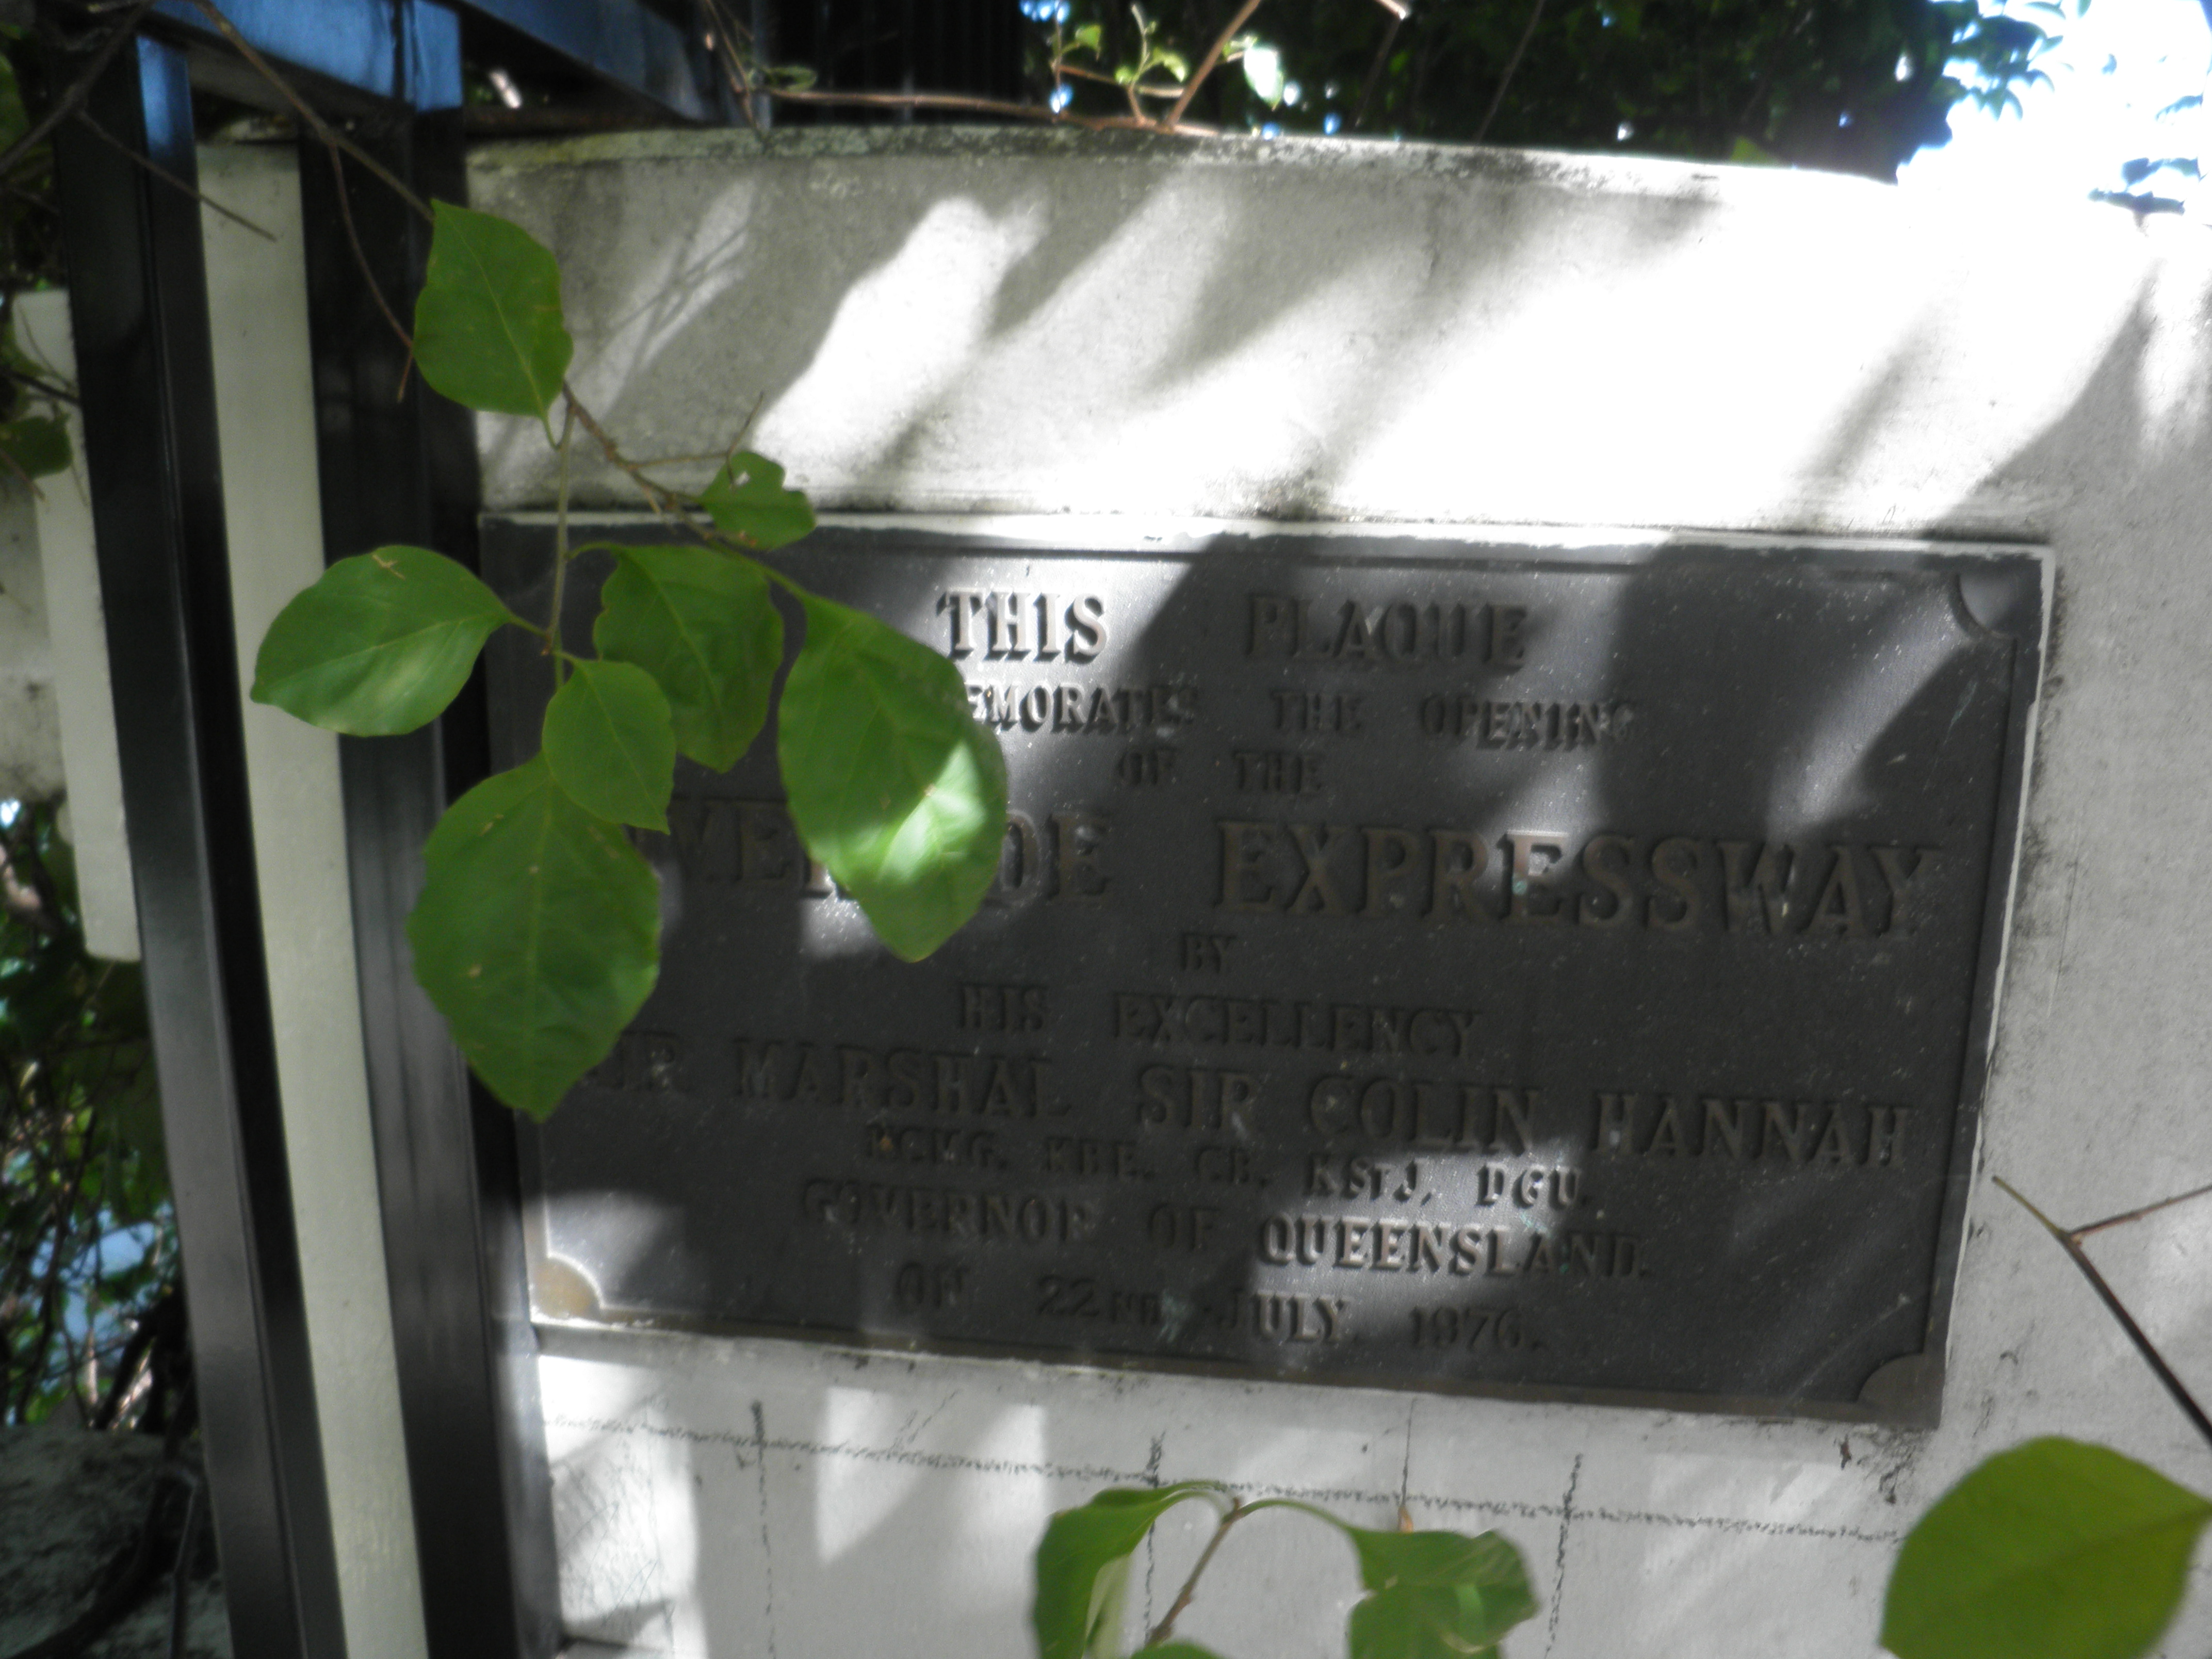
48, 23, 348, 1659
295, 100, 564, 1659
52, 4, 729, 1653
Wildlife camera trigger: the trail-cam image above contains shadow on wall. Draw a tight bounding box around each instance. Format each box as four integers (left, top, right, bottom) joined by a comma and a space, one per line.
470, 134, 1739, 521
482, 133, 2212, 1659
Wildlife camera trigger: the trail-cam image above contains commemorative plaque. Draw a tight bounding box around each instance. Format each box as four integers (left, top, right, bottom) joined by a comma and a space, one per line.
482, 524, 2042, 1424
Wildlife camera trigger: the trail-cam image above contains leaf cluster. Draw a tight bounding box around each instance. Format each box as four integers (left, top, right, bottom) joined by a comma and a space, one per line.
1033, 1483, 1538, 1659
252, 203, 1006, 1117
1021, 0, 2069, 180
0, 803, 173, 1429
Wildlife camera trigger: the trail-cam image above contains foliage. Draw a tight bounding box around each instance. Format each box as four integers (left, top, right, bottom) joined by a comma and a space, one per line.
252, 203, 1007, 1117
0, 25, 73, 490
1015, 0, 2066, 180
0, 803, 177, 1429
1884, 1438, 2211, 1659
1883, 1177, 2212, 1659
1033, 1482, 1537, 1659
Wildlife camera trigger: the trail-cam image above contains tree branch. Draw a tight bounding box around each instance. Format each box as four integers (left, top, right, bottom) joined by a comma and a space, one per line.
67, 109, 276, 240
174, 0, 433, 222
0, 0, 161, 183
1145, 1502, 1246, 1648
1475, 0, 1546, 143
1994, 1177, 2212, 1451
1165, 0, 1266, 130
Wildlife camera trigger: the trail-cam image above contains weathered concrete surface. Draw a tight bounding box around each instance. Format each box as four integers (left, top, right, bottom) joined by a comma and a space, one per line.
471, 128, 2212, 1658
0, 1426, 229, 1657
0, 482, 63, 802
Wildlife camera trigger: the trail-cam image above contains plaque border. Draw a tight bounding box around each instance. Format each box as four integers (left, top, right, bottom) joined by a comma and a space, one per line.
487, 513, 2051, 1429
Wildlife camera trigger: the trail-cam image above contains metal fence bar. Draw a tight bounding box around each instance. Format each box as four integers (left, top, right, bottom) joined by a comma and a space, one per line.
49, 25, 349, 1659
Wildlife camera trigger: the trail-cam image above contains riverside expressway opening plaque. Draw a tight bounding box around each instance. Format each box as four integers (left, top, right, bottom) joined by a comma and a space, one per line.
484, 522, 2042, 1426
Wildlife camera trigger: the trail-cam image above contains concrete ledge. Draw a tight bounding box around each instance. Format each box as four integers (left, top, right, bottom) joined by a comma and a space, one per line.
468, 125, 2212, 543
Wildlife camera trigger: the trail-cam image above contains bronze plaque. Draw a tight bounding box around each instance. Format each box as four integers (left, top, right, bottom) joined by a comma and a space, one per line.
484, 523, 2041, 1424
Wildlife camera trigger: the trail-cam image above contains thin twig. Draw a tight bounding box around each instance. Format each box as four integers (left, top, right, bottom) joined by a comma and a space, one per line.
1475, 0, 1546, 143
176, 0, 433, 222
0, 0, 161, 182
167, 1470, 203, 1659
696, 0, 763, 131
561, 381, 726, 543
3, 367, 80, 405
68, 109, 276, 239
1352, 11, 1405, 131
546, 399, 578, 677
1993, 1177, 2212, 1451
724, 389, 767, 459
760, 84, 1182, 132
320, 145, 414, 368
2072, 1177, 2212, 1241
1145, 1502, 1246, 1648
1165, 0, 1267, 129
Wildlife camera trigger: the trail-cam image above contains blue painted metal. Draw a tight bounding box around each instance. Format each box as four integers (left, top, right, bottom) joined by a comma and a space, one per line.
457, 0, 723, 119
152, 0, 465, 109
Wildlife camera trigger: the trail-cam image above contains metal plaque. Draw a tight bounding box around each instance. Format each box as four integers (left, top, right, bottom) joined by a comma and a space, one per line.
482, 522, 2043, 1424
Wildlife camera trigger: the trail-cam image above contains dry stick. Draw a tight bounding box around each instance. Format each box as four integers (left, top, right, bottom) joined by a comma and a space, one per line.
1352, 11, 1404, 131
545, 400, 578, 677
0, 0, 161, 182
2072, 1176, 2212, 1240
1146, 1502, 1247, 1648
4, 366, 80, 405
1994, 1176, 2212, 1451
562, 384, 723, 547
68, 108, 276, 239
320, 144, 414, 366
1474, 0, 1546, 143
177, 0, 433, 222
1164, 0, 1267, 130
697, 0, 765, 131
171, 2, 421, 373
762, 84, 1179, 133
167, 1472, 203, 1659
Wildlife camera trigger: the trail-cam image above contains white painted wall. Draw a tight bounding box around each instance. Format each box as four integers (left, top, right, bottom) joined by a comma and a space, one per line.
197, 143, 429, 1659
0, 479, 61, 804
468, 129, 2212, 1658
16, 290, 139, 962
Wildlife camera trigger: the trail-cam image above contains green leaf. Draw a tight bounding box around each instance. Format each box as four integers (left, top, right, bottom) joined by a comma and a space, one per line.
1344, 1529, 1538, 1659
701, 450, 815, 551
413, 200, 573, 420
777, 594, 1006, 960
1071, 22, 1102, 52
1242, 43, 1284, 104
0, 55, 27, 155
1348, 1589, 1499, 1659
406, 755, 660, 1117
593, 544, 782, 769
1347, 1528, 1535, 1598
1729, 136, 1781, 165
542, 658, 676, 832
1034, 1485, 1227, 1659
1154, 47, 1189, 80
1883, 1437, 2212, 1659
251, 545, 515, 735
0, 415, 69, 480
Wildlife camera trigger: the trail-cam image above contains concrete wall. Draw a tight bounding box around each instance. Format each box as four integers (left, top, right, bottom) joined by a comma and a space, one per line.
0, 482, 62, 804
469, 128, 2212, 1658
